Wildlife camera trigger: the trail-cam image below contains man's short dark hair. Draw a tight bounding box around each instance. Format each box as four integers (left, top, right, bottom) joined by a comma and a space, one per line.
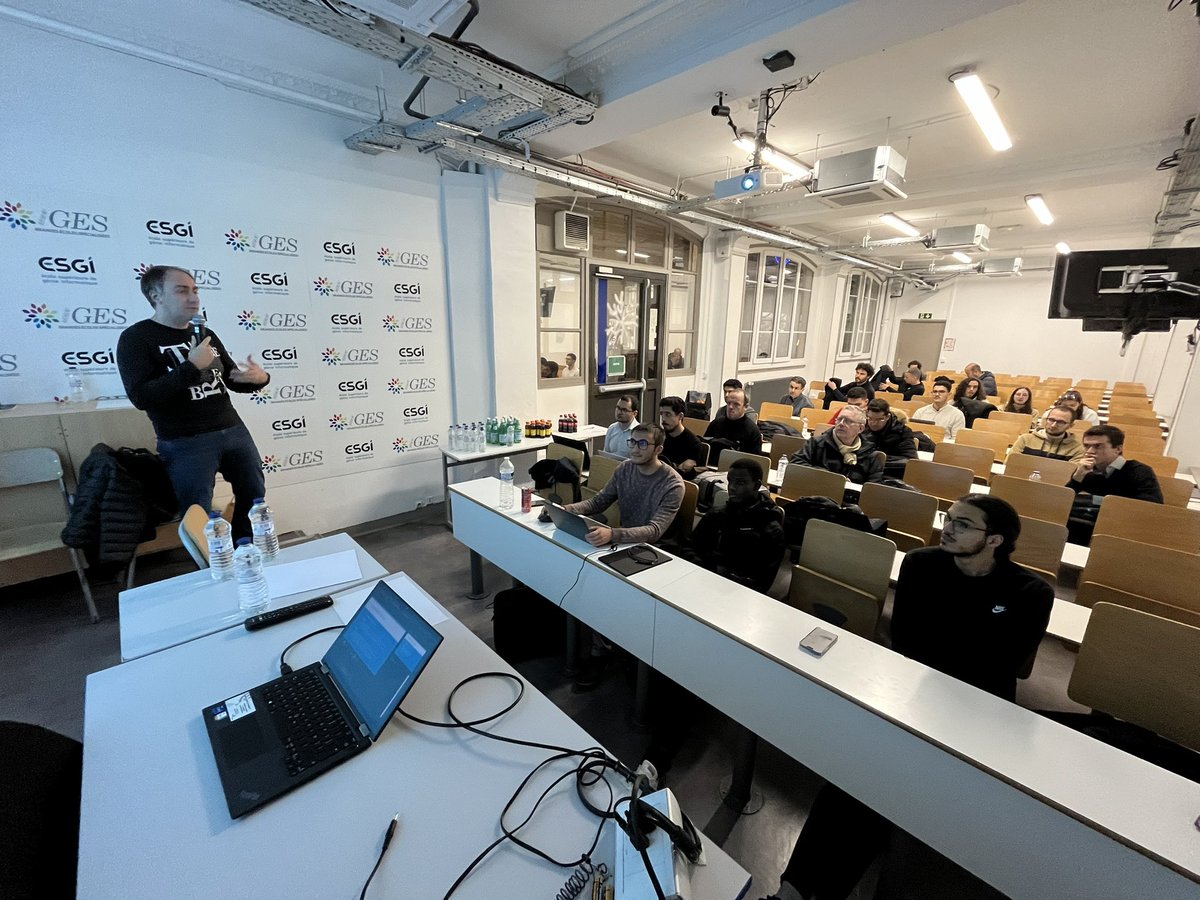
139, 265, 192, 306
845, 386, 869, 401
659, 395, 686, 416
907, 360, 922, 370
867, 398, 891, 415
723, 378, 743, 390
933, 375, 955, 388
790, 376, 807, 388
958, 495, 1021, 559
728, 458, 764, 484
855, 363, 876, 378
618, 394, 639, 414
632, 422, 666, 447
1084, 424, 1124, 448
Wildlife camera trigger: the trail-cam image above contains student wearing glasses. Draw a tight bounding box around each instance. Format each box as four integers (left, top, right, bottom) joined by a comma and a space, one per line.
860, 398, 919, 477
763, 496, 1051, 900
911, 380, 967, 439
1007, 405, 1086, 462
602, 394, 639, 459
791, 405, 884, 484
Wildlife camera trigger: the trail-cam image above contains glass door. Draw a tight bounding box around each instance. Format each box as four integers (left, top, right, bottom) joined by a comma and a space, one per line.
586, 266, 665, 430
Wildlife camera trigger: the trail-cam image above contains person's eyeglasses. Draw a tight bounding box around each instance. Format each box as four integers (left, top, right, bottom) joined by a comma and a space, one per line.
943, 517, 987, 534
1045, 417, 1071, 426
626, 438, 651, 450
835, 418, 863, 427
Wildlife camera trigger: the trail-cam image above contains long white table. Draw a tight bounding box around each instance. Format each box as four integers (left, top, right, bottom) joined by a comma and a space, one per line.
80, 572, 750, 899
118, 532, 386, 661
451, 477, 1200, 898
440, 437, 552, 525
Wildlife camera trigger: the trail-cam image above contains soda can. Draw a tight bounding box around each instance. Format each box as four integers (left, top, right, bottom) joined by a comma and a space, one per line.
521, 487, 533, 513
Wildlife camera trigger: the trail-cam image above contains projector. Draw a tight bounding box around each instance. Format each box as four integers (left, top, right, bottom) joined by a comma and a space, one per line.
809, 146, 906, 207
714, 169, 765, 200
931, 224, 990, 252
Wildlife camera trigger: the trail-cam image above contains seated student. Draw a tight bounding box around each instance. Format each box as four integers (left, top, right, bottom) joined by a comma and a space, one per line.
963, 362, 998, 397
822, 364, 876, 409
952, 376, 998, 428
602, 394, 639, 459
1004, 385, 1038, 422
658, 395, 705, 478
1007, 405, 1085, 462
825, 385, 869, 424
1057, 389, 1101, 425
791, 405, 883, 485
877, 365, 925, 401
779, 376, 814, 415
713, 378, 759, 422
763, 496, 1052, 900
704, 389, 763, 457
911, 380, 967, 439
690, 459, 786, 593
861, 398, 919, 477
1066, 424, 1163, 546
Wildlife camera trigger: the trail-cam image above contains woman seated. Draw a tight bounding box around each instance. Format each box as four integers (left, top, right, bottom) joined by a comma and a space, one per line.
953, 377, 997, 428
1003, 386, 1038, 424
1057, 389, 1100, 425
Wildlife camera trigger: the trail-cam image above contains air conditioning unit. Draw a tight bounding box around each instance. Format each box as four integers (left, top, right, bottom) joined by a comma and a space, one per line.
981, 256, 1023, 277
554, 211, 591, 252
931, 224, 990, 252
809, 147, 907, 207
332, 0, 471, 35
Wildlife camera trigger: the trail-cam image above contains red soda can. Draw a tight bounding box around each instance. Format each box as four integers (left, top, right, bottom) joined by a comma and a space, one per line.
521, 487, 533, 513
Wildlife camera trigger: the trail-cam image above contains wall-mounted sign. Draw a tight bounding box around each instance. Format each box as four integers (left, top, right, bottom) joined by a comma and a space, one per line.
918, 312, 933, 320
607, 355, 626, 376
943, 338, 957, 351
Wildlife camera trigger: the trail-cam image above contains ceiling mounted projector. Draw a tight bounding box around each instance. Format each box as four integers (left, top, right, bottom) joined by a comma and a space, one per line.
714, 169, 765, 200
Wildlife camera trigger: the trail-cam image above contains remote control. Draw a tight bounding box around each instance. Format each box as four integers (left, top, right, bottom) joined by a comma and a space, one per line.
244, 595, 333, 631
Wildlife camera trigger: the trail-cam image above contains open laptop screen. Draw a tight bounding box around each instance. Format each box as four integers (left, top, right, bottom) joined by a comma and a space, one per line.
323, 581, 444, 740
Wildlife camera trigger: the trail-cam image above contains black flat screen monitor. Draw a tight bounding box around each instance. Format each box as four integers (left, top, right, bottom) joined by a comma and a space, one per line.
1048, 248, 1200, 325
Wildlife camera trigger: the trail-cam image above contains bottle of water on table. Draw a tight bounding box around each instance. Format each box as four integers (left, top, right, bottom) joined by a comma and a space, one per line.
66, 367, 86, 403
777, 454, 789, 485
498, 456, 515, 509
249, 497, 279, 560
234, 538, 269, 615
204, 510, 234, 581
1028, 470, 1042, 482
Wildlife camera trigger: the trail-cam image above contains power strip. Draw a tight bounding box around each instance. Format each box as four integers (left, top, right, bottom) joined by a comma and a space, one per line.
613, 788, 700, 900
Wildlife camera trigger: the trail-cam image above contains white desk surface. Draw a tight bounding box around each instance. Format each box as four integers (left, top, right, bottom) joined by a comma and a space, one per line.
118, 533, 387, 661
450, 478, 1200, 897
81, 573, 750, 900
441, 437, 551, 464
554, 423, 609, 441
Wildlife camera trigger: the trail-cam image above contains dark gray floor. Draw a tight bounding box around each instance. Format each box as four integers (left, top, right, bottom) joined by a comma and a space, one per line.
0, 506, 1087, 899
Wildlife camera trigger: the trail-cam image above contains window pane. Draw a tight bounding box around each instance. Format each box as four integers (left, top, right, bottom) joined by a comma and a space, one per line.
741, 254, 760, 332
539, 333, 580, 380
755, 331, 773, 361
738, 331, 753, 364
671, 232, 696, 271
632, 217, 666, 267
666, 332, 692, 370
668, 278, 695, 331
761, 255, 780, 335
592, 209, 630, 261
538, 256, 581, 329
600, 279, 642, 383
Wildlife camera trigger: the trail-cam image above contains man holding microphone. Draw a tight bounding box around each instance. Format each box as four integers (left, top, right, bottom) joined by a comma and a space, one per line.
117, 266, 269, 540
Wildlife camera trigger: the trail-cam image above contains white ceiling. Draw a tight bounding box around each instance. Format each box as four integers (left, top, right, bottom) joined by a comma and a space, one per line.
8, 0, 1198, 267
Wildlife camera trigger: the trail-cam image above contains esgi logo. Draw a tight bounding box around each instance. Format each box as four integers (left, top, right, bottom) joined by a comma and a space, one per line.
387, 376, 436, 396
1, 200, 109, 238
24, 304, 128, 331
261, 450, 324, 474
249, 271, 289, 296
395, 345, 426, 366
38, 256, 98, 286
328, 411, 385, 432
329, 312, 363, 334
61, 349, 117, 375
261, 346, 301, 370
0, 352, 19, 378
391, 281, 422, 303
145, 219, 195, 248
312, 276, 373, 300
377, 248, 430, 270
337, 378, 369, 399
322, 240, 356, 265
253, 383, 317, 405
270, 416, 307, 441
344, 440, 375, 463
321, 347, 379, 367
225, 228, 299, 257
237, 310, 307, 332
402, 404, 432, 424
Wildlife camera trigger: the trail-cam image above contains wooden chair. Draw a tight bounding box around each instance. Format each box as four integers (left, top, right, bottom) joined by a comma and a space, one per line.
1106, 418, 1164, 435
1160, 477, 1195, 509
179, 505, 213, 567
986, 410, 1033, 430
810, 421, 834, 438
971, 418, 1026, 441
825, 400, 847, 419
1112, 381, 1148, 394
1076, 583, 1200, 630
1068, 603, 1200, 753
989, 474, 1074, 526
768, 434, 806, 469
546, 442, 585, 475
1092, 496, 1200, 553
901, 459, 974, 510
858, 482, 937, 551
906, 421, 946, 445
777, 464, 847, 503
759, 401, 797, 424
954, 428, 1010, 464
682, 416, 709, 438
575, 485, 621, 527
586, 454, 622, 492
1001, 452, 1077, 486
1141, 455, 1179, 480
933, 442, 994, 483
786, 519, 896, 639
1078, 535, 1200, 626
1011, 516, 1068, 586
716, 449, 772, 476
1122, 436, 1166, 457
663, 481, 699, 543
1075, 379, 1109, 390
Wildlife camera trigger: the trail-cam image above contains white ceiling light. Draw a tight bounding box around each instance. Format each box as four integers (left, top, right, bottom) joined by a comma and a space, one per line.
733, 134, 812, 182
1025, 194, 1055, 225
950, 70, 1012, 152
951, 251, 973, 264
879, 212, 921, 237
1055, 241, 1071, 255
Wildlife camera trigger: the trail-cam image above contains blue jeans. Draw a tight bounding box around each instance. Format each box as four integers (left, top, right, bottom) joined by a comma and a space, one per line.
157, 423, 265, 542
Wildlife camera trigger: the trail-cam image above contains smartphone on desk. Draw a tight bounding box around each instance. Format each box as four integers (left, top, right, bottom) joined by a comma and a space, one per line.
799, 627, 838, 657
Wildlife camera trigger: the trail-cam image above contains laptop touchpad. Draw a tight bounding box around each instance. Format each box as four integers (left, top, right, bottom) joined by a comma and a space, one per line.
217, 716, 270, 766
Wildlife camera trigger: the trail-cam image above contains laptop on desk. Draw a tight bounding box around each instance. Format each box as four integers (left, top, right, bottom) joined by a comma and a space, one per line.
203, 580, 443, 818
542, 500, 605, 543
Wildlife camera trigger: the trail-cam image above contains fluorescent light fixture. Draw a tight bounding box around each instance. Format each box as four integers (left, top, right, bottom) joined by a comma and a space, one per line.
950, 70, 1012, 152
1025, 194, 1055, 225
879, 212, 921, 237
733, 134, 812, 181
951, 251, 973, 264
733, 134, 756, 153
1055, 241, 1071, 255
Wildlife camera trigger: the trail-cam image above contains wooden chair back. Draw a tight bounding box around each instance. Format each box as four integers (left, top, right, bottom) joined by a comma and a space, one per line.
787, 568, 882, 639
1093, 496, 1200, 553
586, 454, 622, 492
810, 421, 833, 438
179, 504, 213, 566
664, 480, 699, 543
825, 400, 847, 419
1076, 582, 1200, 630
989, 474, 1075, 526
901, 459, 974, 508
1011, 516, 1068, 586
1160, 477, 1195, 509
1074, 379, 1109, 390
759, 401, 797, 424
907, 421, 946, 445
933, 442, 994, 482
1140, 455, 1179, 480
971, 418, 1026, 441
858, 482, 937, 551
1112, 381, 1148, 394
546, 442, 585, 475
953, 428, 1010, 463
787, 519, 897, 639
778, 464, 847, 503
682, 416, 709, 438
986, 410, 1033, 430
1121, 436, 1166, 457
1107, 419, 1164, 437
716, 449, 772, 477
768, 434, 806, 469
1069, 603, 1200, 753
1001, 452, 1077, 486
1081, 535, 1200, 608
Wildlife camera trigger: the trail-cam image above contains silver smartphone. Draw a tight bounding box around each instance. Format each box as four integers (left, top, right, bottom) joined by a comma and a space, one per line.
799, 627, 838, 657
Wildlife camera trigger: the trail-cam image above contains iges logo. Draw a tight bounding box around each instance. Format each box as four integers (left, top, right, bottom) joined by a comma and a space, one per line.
410, 434, 439, 449
330, 313, 362, 326
397, 346, 425, 358
338, 380, 368, 392
61, 349, 114, 366
39, 256, 95, 274
250, 272, 288, 286
406, 377, 436, 390
48, 210, 108, 233
145, 220, 193, 237
393, 283, 420, 295
399, 317, 432, 331
262, 347, 299, 361
345, 441, 374, 455
63, 307, 127, 326
275, 384, 316, 401
323, 241, 355, 256
272, 417, 306, 432
344, 349, 378, 363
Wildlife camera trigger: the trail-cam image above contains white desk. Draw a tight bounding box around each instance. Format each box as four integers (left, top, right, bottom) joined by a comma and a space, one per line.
118, 533, 386, 661
451, 479, 1200, 898
440, 437, 552, 525
80, 573, 749, 900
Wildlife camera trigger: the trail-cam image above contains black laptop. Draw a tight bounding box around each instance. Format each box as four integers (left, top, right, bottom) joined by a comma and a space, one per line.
203, 580, 443, 818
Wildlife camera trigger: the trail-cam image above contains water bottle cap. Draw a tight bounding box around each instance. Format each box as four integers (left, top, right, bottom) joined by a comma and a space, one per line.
253, 497, 265, 504
236, 537, 252, 546
208, 510, 223, 518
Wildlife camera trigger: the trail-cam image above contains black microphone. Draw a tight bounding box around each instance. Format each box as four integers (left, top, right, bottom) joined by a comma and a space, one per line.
190, 314, 207, 343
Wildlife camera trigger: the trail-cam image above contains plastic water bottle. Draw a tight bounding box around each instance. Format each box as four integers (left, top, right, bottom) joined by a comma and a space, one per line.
234, 538, 269, 615
249, 497, 280, 560
203, 511, 234, 581
66, 367, 86, 403
777, 455, 789, 484
801, 416, 810, 439
1029, 470, 1042, 482
498, 457, 515, 509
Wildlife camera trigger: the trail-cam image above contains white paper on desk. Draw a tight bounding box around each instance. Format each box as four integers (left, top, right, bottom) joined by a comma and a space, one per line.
95, 398, 133, 410
264, 549, 362, 598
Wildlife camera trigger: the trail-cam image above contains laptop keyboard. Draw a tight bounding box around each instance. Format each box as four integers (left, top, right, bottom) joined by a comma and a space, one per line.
263, 667, 360, 777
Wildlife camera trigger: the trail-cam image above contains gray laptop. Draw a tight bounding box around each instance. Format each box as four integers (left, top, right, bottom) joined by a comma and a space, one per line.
543, 500, 604, 542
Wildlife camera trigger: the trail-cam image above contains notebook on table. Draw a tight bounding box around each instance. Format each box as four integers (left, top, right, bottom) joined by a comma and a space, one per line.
203, 579, 443, 818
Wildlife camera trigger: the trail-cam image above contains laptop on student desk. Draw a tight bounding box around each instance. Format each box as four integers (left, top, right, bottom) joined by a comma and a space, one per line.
203, 580, 443, 818
542, 500, 604, 542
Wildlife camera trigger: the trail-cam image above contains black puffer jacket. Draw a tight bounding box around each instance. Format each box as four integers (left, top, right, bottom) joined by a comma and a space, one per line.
861, 413, 919, 476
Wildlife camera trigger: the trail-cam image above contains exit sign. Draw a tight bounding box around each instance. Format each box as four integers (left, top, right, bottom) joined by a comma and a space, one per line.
917, 313, 933, 319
